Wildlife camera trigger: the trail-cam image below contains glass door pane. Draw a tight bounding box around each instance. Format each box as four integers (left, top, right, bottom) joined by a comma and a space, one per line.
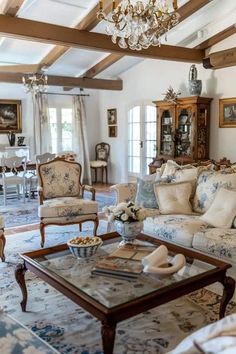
176, 107, 193, 158
61, 108, 73, 151
144, 105, 156, 174
160, 109, 174, 156
128, 105, 157, 177
128, 106, 141, 175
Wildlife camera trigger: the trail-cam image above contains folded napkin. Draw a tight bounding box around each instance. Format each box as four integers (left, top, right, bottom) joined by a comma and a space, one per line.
142, 245, 186, 274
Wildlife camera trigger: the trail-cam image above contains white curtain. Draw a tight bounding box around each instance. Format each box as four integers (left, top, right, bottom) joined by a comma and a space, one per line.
32, 93, 52, 156
72, 95, 91, 185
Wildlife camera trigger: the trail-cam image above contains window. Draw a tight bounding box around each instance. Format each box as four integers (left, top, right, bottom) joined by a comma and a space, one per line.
49, 108, 73, 153
128, 104, 156, 176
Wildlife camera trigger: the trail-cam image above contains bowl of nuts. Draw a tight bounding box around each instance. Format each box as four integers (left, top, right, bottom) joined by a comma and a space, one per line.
67, 236, 103, 258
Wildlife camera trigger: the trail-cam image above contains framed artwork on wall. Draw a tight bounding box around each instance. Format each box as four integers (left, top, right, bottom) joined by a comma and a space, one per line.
107, 108, 117, 125
108, 125, 117, 138
219, 98, 236, 128
0, 100, 22, 133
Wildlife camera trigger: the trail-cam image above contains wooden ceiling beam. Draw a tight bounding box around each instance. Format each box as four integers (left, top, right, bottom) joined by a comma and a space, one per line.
203, 47, 236, 69
0, 64, 42, 73
1, 0, 24, 16
0, 72, 123, 90
81, 0, 213, 78
0, 15, 204, 62
195, 24, 236, 50
83, 53, 123, 78
177, 0, 214, 22
40, 0, 123, 68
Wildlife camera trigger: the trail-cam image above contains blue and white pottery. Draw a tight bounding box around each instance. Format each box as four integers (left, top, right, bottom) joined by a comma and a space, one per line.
114, 220, 143, 245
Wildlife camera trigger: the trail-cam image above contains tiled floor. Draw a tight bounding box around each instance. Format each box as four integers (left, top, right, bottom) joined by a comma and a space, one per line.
5, 183, 112, 236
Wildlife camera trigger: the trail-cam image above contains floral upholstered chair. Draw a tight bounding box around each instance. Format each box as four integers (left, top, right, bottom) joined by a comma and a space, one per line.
38, 157, 99, 247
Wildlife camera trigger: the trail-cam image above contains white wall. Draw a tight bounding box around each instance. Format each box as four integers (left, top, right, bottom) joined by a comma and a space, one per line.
0, 84, 99, 161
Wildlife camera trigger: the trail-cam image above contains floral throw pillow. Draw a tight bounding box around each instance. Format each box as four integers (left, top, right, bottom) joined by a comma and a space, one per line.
135, 178, 158, 209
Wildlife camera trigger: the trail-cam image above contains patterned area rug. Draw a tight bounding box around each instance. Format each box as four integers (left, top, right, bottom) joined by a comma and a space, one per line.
1, 226, 235, 354
0, 191, 115, 228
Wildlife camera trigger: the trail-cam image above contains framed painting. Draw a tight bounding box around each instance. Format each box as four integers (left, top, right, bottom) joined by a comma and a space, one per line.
219, 98, 236, 128
107, 108, 117, 125
108, 125, 117, 138
0, 100, 22, 133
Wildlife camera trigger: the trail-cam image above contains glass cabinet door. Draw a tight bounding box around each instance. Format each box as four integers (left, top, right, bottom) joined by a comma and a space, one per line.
159, 108, 175, 157
175, 107, 193, 158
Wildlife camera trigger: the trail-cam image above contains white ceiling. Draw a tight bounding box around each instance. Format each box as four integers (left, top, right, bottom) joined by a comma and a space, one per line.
0, 0, 235, 80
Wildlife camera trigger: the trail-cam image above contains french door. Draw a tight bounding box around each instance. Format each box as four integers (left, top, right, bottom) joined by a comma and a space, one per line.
128, 104, 156, 177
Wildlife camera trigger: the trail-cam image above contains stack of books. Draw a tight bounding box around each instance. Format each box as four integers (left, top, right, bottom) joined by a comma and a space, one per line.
91, 244, 156, 279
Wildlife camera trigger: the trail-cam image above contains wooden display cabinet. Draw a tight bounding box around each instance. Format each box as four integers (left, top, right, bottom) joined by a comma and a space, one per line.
153, 96, 212, 164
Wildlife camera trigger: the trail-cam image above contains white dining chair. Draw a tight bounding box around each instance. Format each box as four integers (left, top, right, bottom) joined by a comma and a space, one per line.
0, 156, 27, 206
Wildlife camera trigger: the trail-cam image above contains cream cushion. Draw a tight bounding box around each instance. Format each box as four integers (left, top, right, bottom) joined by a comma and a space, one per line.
90, 160, 107, 168
39, 197, 98, 218
154, 182, 193, 215
200, 188, 236, 228
174, 167, 198, 182
161, 160, 180, 178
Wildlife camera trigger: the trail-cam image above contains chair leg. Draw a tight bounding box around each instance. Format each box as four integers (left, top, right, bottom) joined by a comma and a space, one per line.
101, 167, 104, 184
17, 184, 20, 200
105, 166, 108, 184
23, 182, 26, 203
0, 233, 6, 262
40, 223, 45, 248
95, 168, 97, 183
93, 216, 99, 236
3, 186, 6, 206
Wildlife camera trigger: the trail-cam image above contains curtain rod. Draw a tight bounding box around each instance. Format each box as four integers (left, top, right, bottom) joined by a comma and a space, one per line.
41, 92, 90, 97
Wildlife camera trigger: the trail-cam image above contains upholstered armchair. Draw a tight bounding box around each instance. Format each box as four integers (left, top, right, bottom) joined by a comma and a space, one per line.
38, 157, 99, 247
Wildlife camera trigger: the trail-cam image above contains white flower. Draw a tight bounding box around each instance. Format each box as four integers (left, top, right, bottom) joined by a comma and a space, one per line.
120, 213, 129, 221
108, 201, 146, 223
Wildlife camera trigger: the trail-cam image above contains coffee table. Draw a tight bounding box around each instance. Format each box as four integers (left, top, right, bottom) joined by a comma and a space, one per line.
15, 232, 235, 354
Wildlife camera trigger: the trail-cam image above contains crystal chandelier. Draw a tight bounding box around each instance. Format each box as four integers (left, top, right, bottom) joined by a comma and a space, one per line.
22, 73, 48, 93
97, 0, 180, 51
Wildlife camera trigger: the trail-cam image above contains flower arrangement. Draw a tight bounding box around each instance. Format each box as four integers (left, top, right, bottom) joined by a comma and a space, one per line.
105, 201, 146, 223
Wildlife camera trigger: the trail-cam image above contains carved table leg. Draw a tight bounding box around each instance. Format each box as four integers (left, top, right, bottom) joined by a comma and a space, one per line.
219, 276, 235, 319
101, 321, 116, 354
15, 263, 28, 312
0, 233, 6, 262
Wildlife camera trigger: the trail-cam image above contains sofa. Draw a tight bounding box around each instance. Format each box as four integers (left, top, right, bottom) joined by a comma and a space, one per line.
111, 160, 236, 282
168, 313, 236, 354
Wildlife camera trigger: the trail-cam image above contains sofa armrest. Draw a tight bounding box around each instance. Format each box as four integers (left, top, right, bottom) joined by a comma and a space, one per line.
110, 183, 137, 204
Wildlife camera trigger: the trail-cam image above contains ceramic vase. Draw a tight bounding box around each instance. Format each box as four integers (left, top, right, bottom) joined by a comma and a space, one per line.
114, 220, 143, 245
188, 80, 202, 96
7, 132, 15, 146
188, 64, 202, 96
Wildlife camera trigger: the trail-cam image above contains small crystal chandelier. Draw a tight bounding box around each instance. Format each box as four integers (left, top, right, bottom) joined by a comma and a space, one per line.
97, 0, 180, 51
22, 73, 48, 93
